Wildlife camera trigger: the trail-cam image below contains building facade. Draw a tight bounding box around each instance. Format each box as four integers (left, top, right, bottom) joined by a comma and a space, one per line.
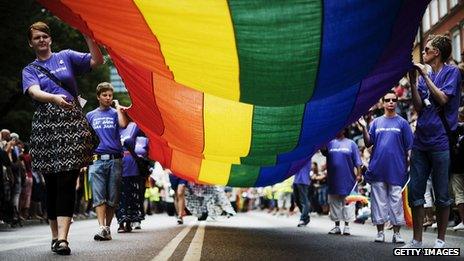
414, 0, 463, 62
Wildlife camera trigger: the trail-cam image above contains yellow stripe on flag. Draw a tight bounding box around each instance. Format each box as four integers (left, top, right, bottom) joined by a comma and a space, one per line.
198, 160, 231, 185
134, 0, 240, 101
203, 94, 253, 163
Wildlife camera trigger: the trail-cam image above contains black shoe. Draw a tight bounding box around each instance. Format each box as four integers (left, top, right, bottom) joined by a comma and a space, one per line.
54, 240, 71, 255
51, 239, 57, 252
177, 216, 183, 225
125, 222, 132, 232
198, 212, 208, 221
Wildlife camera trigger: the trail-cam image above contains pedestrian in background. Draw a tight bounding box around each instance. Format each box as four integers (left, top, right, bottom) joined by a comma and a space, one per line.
322, 130, 362, 236
359, 90, 413, 244
87, 82, 128, 241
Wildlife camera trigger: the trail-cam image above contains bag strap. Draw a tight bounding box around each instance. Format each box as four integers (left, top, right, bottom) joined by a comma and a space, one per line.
29, 63, 78, 98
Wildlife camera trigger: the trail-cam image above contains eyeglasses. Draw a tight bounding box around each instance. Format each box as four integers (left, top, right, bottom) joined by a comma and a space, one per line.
383, 98, 397, 102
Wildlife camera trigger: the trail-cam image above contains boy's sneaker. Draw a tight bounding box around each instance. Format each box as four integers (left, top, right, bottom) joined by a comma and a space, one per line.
433, 239, 445, 248
452, 222, 464, 231
328, 226, 341, 235
133, 222, 141, 229
374, 231, 385, 242
342, 226, 350, 235
94, 226, 109, 241
104, 226, 112, 240
401, 239, 422, 248
392, 233, 405, 244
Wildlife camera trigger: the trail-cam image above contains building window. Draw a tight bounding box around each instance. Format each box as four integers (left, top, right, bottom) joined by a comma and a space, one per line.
439, 0, 448, 18
109, 66, 127, 93
450, 0, 458, 8
422, 7, 430, 32
430, 0, 439, 25
451, 29, 461, 62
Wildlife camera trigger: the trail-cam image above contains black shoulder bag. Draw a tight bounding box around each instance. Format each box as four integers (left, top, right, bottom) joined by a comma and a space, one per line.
127, 147, 151, 177
29, 63, 78, 98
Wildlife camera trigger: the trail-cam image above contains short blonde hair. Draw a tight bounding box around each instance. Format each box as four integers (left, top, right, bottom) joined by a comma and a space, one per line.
28, 21, 50, 41
96, 82, 114, 96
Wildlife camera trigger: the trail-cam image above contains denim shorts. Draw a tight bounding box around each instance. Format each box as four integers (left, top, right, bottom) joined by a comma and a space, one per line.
89, 158, 122, 208
408, 149, 452, 207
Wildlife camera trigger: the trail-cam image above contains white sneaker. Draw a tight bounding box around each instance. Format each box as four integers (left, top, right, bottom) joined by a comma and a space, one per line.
433, 239, 445, 248
431, 222, 437, 229
342, 226, 350, 235
94, 226, 109, 241
104, 226, 112, 240
374, 231, 385, 242
392, 233, 405, 244
452, 222, 464, 231
133, 221, 141, 229
328, 226, 341, 235
401, 239, 422, 248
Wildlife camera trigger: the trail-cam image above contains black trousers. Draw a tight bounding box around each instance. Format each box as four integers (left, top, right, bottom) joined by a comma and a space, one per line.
44, 170, 79, 220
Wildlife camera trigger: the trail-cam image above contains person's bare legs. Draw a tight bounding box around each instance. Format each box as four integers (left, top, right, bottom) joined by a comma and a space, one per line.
95, 205, 106, 226
458, 203, 464, 224
57, 216, 72, 245
412, 206, 424, 241
106, 206, 115, 226
49, 219, 58, 240
376, 224, 384, 233
177, 185, 186, 217
436, 206, 450, 241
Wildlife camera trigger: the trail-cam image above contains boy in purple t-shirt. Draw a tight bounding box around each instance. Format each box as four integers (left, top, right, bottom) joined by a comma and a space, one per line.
359, 90, 413, 244
405, 35, 461, 248
86, 82, 128, 241
322, 130, 362, 236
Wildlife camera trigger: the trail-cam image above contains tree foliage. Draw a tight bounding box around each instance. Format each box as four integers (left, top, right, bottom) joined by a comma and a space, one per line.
0, 1, 131, 141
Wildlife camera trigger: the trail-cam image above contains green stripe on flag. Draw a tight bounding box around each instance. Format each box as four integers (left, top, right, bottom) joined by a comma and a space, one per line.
228, 0, 322, 106
241, 104, 305, 165
228, 164, 260, 187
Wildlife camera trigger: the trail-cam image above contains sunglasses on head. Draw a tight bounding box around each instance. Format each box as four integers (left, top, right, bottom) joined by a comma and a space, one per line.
424, 46, 437, 54
383, 98, 397, 102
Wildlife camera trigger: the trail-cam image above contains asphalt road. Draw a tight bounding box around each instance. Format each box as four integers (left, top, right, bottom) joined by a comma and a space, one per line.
1, 211, 463, 261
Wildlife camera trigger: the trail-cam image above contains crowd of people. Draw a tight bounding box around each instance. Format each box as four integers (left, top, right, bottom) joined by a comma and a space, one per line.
252, 34, 464, 249
0, 21, 463, 256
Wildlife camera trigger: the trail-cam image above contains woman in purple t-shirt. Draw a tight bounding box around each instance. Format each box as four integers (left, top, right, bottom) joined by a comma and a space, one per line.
21, 21, 103, 255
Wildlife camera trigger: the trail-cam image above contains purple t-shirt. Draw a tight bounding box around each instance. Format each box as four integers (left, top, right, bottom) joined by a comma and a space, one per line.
122, 137, 149, 177
415, 64, 461, 151
326, 138, 362, 196
293, 160, 311, 185
86, 107, 123, 155
365, 115, 413, 186
120, 122, 139, 144
22, 50, 91, 101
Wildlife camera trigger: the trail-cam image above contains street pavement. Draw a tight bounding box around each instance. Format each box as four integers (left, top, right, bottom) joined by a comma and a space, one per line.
0, 211, 463, 261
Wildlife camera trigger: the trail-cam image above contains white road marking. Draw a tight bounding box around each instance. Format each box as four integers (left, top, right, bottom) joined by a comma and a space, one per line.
183, 221, 205, 261
151, 222, 196, 261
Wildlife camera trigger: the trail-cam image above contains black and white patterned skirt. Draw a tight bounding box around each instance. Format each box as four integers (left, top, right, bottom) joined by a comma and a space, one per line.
30, 101, 93, 174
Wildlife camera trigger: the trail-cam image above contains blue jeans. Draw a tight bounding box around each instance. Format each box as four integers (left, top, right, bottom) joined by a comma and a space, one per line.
89, 158, 122, 208
408, 149, 452, 207
294, 184, 310, 222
